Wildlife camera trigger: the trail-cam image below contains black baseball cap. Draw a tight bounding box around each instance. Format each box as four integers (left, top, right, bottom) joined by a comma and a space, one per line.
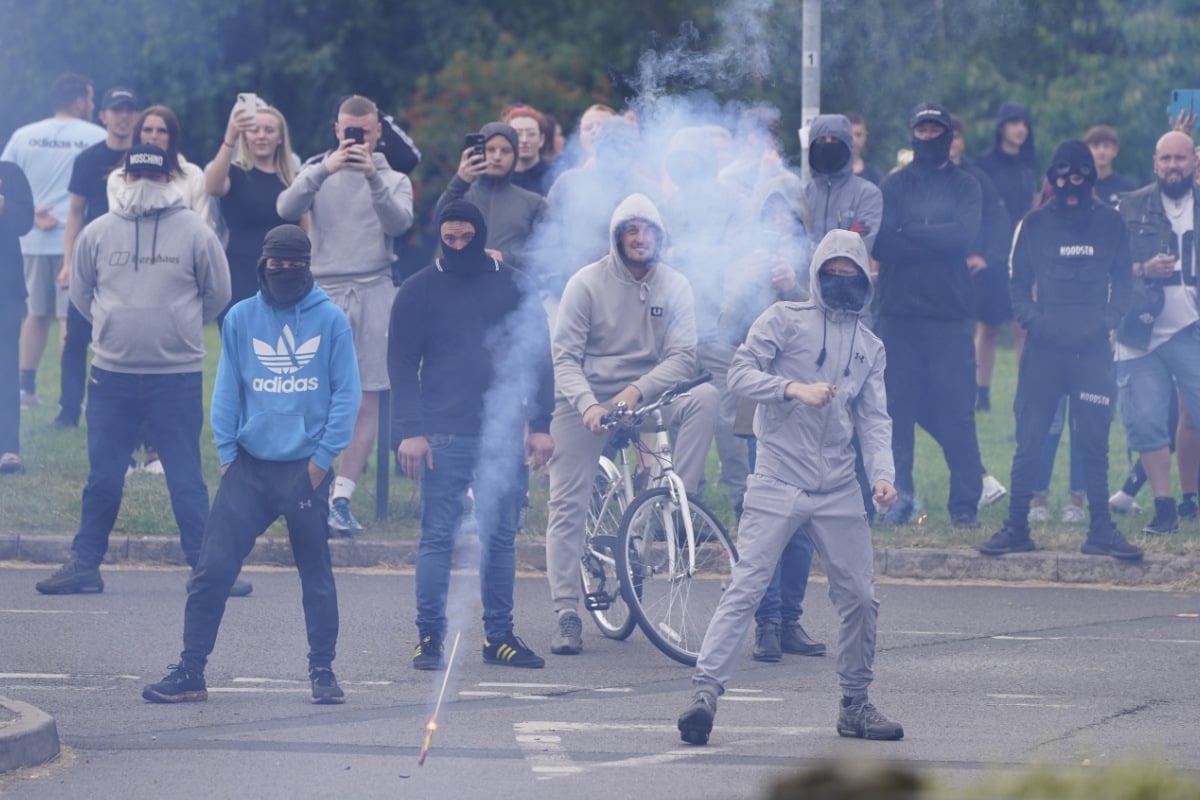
909, 103, 952, 131
101, 87, 140, 111
125, 144, 170, 177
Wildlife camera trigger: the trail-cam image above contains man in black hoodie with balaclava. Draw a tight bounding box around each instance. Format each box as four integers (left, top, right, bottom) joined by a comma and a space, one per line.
872, 103, 984, 528
389, 199, 555, 672
979, 141, 1139, 560
436, 122, 546, 272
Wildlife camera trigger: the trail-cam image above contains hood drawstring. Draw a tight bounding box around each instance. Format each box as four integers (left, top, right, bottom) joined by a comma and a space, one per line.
842, 320, 859, 377
151, 210, 161, 265
816, 313, 828, 367
638, 281, 650, 303
133, 216, 140, 272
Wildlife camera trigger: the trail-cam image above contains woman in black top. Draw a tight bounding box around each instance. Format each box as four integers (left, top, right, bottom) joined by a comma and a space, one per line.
206, 101, 299, 318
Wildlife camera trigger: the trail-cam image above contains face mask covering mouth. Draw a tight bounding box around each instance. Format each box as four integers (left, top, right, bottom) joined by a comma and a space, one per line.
260, 266, 314, 308
819, 270, 870, 312
113, 178, 180, 216
911, 128, 952, 167
809, 140, 851, 175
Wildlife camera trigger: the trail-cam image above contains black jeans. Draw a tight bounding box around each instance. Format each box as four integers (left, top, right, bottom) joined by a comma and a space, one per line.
57, 302, 92, 424
1007, 341, 1115, 531
182, 452, 338, 672
878, 316, 984, 519
0, 299, 22, 453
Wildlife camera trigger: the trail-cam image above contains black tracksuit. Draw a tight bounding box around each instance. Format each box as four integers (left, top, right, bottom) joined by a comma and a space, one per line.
1005, 198, 1132, 531
873, 160, 984, 519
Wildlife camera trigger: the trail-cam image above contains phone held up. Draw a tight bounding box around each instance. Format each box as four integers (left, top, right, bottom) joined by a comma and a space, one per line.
464, 133, 486, 158
235, 92, 258, 116
1167, 89, 1200, 123
344, 126, 366, 146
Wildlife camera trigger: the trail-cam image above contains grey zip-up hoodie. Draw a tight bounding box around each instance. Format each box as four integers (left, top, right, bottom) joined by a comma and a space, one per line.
70, 195, 231, 374
728, 228, 893, 493
805, 114, 884, 251
276, 152, 413, 281
552, 193, 697, 414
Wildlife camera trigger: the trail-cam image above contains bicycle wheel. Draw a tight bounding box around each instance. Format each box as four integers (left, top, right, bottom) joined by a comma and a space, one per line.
580, 457, 636, 639
616, 486, 738, 666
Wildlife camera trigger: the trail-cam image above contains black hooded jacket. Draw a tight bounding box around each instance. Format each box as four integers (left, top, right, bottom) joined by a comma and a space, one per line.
973, 102, 1037, 235
387, 200, 554, 445
873, 161, 982, 320
0, 161, 34, 303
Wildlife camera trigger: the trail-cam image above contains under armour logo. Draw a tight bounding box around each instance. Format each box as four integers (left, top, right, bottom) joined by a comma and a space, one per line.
299, 499, 312, 509
855, 352, 866, 363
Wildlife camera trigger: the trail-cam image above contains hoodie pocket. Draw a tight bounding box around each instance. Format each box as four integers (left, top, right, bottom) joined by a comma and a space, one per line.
239, 412, 317, 462
93, 302, 203, 368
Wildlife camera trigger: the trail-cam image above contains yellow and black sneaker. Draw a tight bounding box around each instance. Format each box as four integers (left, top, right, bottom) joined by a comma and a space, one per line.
413, 633, 444, 671
483, 632, 545, 669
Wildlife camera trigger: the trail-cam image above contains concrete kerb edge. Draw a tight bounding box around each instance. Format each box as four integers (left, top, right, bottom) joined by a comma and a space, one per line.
1, 533, 1195, 585
0, 697, 60, 773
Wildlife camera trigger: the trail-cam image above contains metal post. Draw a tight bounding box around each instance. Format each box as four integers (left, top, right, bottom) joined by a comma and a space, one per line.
799, 0, 822, 185
375, 389, 390, 523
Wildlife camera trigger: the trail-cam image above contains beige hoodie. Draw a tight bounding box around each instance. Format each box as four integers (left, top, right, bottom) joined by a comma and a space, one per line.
552, 193, 697, 414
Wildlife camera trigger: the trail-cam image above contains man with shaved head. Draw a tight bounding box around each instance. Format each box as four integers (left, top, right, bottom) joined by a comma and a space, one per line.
1114, 130, 1200, 536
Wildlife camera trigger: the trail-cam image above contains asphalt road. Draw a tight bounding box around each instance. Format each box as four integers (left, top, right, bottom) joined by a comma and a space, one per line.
2, 564, 1199, 799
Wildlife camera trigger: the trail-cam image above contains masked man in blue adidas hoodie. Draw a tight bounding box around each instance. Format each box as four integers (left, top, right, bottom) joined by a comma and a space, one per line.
676, 229, 904, 746
143, 224, 361, 706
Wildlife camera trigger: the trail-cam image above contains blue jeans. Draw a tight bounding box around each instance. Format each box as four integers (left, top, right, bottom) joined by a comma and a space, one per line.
416, 433, 524, 641
1034, 396, 1085, 496
1118, 325, 1200, 452
70, 367, 208, 568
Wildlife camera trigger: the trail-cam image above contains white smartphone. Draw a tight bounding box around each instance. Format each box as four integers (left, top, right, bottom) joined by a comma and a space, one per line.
235, 92, 258, 115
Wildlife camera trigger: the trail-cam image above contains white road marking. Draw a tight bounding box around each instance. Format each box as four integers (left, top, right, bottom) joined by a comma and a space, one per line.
0, 609, 109, 615
993, 634, 1200, 644
987, 693, 1043, 699
722, 696, 783, 703
477, 682, 573, 689
891, 630, 965, 636
0, 672, 139, 681
593, 687, 633, 693
726, 688, 762, 693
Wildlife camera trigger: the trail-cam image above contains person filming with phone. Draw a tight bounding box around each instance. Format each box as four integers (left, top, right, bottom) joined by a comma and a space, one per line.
277, 94, 414, 536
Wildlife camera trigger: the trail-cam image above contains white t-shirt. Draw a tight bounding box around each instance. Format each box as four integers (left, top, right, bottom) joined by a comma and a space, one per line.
0, 116, 105, 255
1116, 191, 1199, 360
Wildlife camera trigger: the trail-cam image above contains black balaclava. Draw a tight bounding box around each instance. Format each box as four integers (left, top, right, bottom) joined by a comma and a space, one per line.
257, 224, 313, 309
909, 103, 953, 168
809, 138, 851, 175
1046, 140, 1097, 210
819, 269, 870, 312
437, 199, 490, 273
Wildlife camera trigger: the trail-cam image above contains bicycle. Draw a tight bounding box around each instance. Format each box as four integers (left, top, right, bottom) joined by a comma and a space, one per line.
599, 373, 739, 666
579, 440, 637, 640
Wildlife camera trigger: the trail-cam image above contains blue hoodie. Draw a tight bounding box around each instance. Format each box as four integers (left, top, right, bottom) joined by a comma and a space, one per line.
212, 285, 361, 470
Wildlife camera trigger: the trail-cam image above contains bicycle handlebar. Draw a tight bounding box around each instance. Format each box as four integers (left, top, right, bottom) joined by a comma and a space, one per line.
600, 372, 713, 430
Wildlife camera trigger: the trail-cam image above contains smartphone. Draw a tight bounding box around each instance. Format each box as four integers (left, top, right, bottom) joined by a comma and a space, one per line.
1167, 89, 1200, 122
344, 126, 366, 145
235, 92, 257, 116
464, 133, 486, 157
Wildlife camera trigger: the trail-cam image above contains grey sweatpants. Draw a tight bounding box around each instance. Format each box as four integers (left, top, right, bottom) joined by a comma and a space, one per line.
693, 473, 879, 696
545, 386, 719, 616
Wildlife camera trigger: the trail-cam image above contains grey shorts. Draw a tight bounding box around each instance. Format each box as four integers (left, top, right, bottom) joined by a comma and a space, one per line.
319, 274, 396, 391
24, 255, 69, 318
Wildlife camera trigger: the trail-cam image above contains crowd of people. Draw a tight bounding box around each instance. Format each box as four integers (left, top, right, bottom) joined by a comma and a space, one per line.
2, 72, 1197, 742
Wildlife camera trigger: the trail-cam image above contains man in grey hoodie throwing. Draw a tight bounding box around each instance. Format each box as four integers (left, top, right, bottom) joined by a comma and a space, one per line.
676, 228, 904, 746
37, 144, 230, 594
545, 193, 719, 656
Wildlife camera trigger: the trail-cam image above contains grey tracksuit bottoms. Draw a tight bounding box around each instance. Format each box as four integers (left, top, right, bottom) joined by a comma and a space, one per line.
545, 386, 720, 616
693, 473, 879, 696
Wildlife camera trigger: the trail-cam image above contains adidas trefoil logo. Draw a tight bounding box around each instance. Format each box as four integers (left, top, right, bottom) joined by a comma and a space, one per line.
252, 325, 321, 393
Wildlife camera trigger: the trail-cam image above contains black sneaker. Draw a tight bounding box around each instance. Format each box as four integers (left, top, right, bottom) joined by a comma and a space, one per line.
780, 621, 827, 656
1081, 524, 1144, 561
36, 558, 104, 594
483, 633, 545, 668
952, 513, 981, 529
837, 695, 904, 740
550, 611, 583, 655
1144, 497, 1179, 535
677, 691, 718, 745
310, 667, 345, 704
1179, 496, 1199, 521
978, 525, 1035, 556
142, 664, 207, 703
752, 623, 782, 662
412, 633, 445, 671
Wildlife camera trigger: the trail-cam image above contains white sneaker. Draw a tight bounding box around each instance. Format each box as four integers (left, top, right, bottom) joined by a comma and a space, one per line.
1109, 490, 1141, 515
1027, 505, 1050, 523
979, 475, 1008, 508
1060, 504, 1086, 524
